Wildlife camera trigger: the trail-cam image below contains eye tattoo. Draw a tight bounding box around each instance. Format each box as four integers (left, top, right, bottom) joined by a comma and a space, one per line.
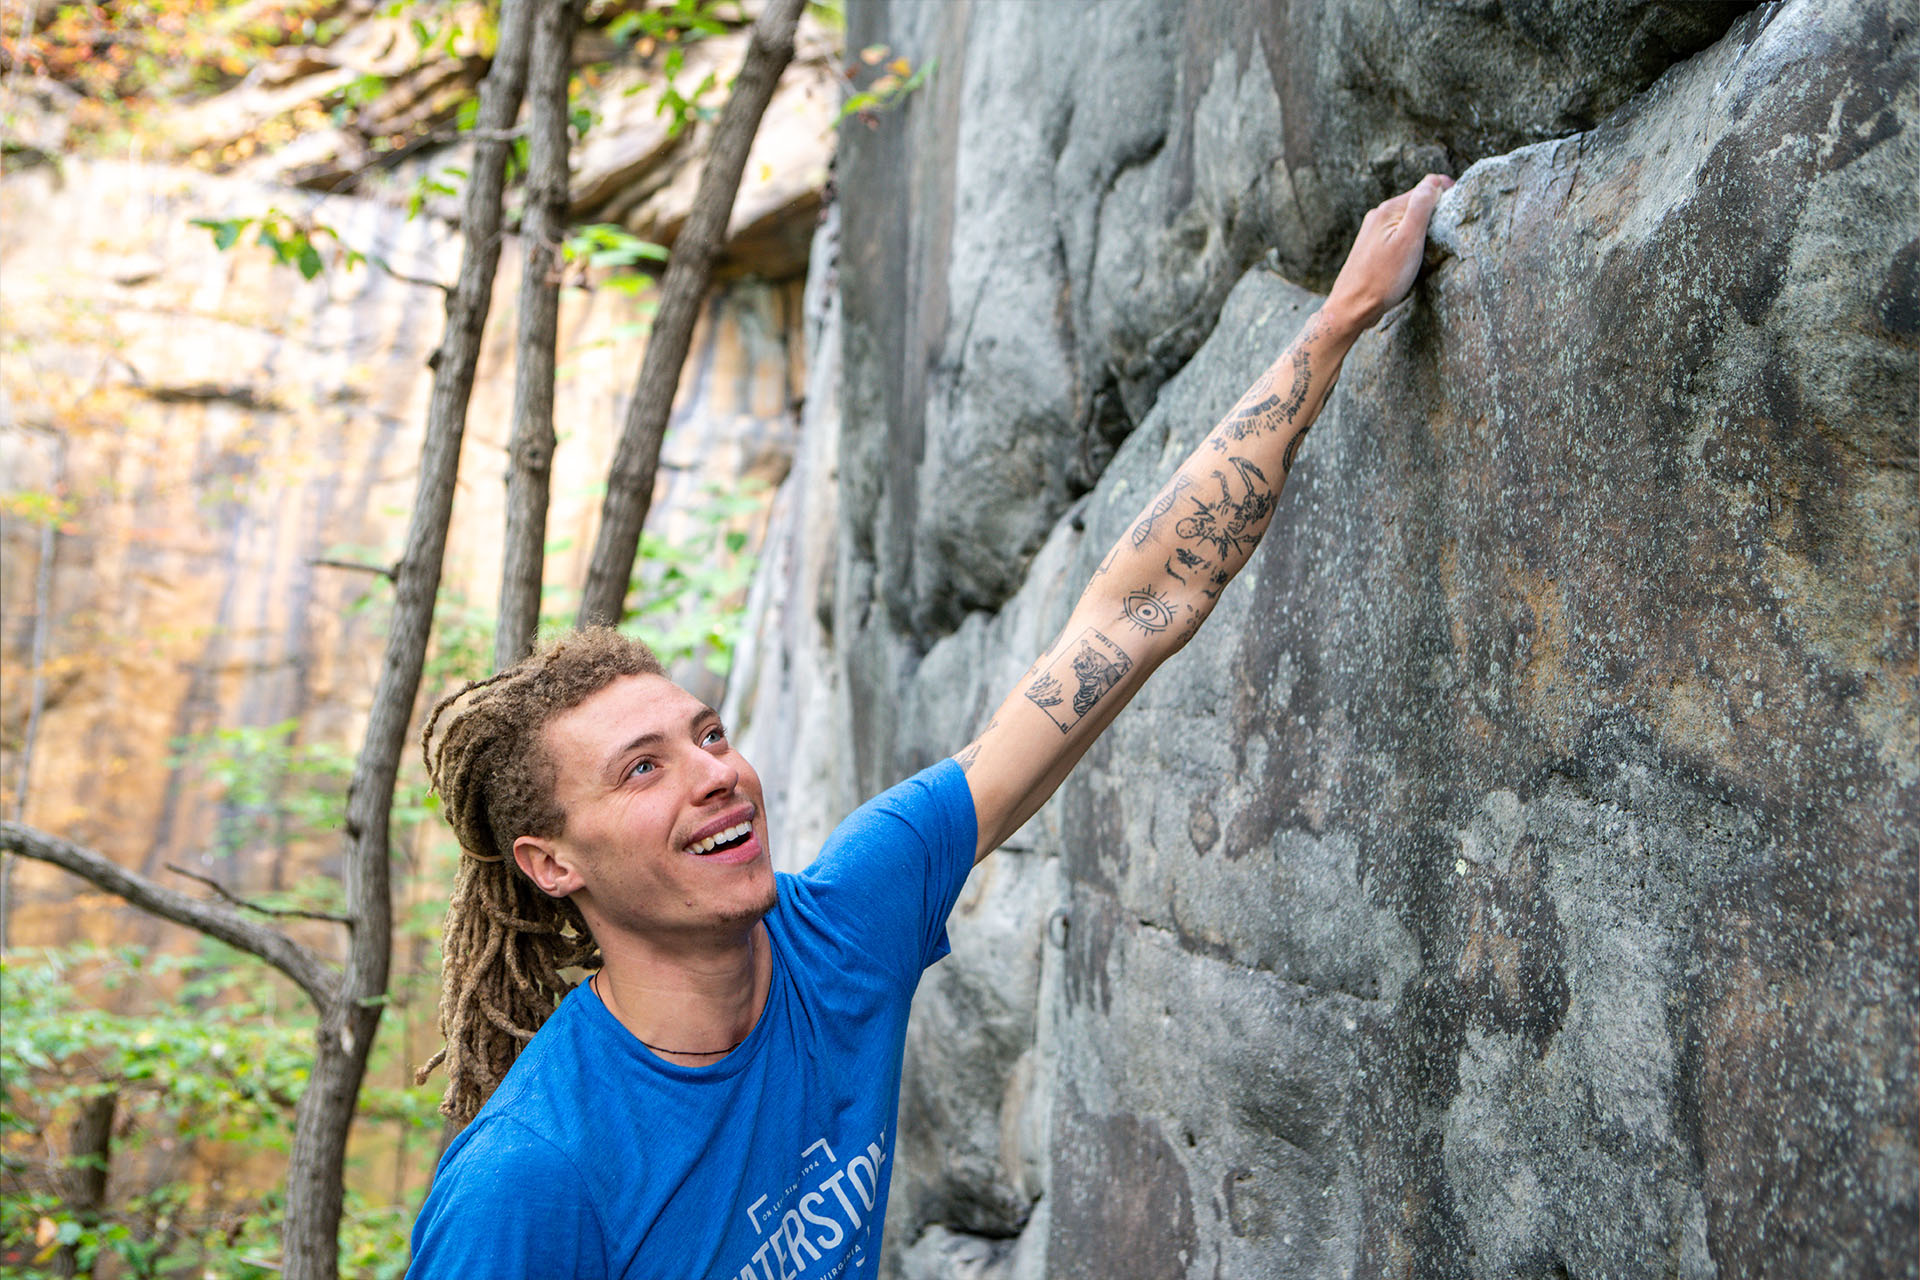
1122, 586, 1173, 634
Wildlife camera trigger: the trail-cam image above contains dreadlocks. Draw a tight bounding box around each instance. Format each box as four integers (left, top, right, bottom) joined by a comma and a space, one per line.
414, 627, 666, 1123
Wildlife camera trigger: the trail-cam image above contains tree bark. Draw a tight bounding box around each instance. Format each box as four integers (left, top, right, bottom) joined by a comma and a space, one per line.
575, 0, 806, 627
0, 822, 339, 1009
54, 1090, 115, 1279
494, 0, 583, 670
278, 1, 536, 1277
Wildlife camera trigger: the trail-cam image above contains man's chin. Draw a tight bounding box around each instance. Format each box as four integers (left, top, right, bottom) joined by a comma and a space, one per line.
716, 877, 780, 928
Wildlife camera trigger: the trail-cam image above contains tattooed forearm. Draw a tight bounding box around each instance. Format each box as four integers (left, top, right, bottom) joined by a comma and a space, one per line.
1172, 457, 1276, 563
1025, 628, 1134, 734
1221, 343, 1311, 441
1130, 474, 1193, 549
1073, 309, 1352, 667
1121, 586, 1173, 634
1280, 359, 1340, 474
1282, 423, 1312, 475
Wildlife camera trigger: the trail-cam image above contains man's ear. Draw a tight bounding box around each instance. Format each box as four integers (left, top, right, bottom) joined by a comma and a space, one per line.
513, 835, 585, 899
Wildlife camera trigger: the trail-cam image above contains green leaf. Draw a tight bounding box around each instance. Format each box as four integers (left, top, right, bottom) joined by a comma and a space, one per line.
192, 217, 249, 251
296, 243, 324, 280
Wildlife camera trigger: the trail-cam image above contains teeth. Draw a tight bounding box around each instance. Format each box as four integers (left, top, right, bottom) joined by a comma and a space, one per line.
690, 821, 752, 854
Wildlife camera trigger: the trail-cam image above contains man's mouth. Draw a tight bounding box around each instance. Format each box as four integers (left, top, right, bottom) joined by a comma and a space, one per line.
689, 820, 754, 856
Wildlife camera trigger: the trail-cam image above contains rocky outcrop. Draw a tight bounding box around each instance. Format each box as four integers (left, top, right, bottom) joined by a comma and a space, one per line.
733, 0, 1916, 1274
147, 1, 838, 278
830, 0, 1755, 640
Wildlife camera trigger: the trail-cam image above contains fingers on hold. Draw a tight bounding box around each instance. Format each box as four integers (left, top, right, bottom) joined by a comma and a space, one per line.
1383, 174, 1451, 215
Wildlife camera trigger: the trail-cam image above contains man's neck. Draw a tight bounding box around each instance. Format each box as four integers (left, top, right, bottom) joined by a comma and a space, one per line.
590, 922, 771, 1066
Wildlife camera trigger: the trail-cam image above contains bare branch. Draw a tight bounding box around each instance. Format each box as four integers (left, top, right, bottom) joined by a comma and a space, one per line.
364, 256, 452, 296
307, 557, 396, 579
0, 822, 342, 1011
164, 863, 354, 926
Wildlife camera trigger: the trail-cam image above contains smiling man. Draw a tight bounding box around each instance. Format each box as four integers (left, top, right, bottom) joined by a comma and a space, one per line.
406, 174, 1450, 1280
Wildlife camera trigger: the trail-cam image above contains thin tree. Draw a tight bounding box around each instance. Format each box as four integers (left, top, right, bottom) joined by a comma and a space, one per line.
495, 0, 586, 670
280, 0, 534, 1267
576, 0, 806, 627
0, 0, 536, 1274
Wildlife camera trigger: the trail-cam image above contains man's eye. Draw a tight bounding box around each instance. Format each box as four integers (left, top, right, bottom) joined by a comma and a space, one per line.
703, 725, 728, 746
629, 759, 655, 777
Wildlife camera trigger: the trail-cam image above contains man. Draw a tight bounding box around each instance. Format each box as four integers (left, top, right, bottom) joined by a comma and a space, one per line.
407, 173, 1452, 1279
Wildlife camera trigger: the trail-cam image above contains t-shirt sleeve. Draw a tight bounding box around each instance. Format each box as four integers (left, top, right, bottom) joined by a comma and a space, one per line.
407, 1116, 606, 1280
793, 757, 978, 984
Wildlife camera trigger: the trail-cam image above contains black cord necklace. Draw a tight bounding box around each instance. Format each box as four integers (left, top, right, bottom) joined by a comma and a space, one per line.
592, 971, 749, 1058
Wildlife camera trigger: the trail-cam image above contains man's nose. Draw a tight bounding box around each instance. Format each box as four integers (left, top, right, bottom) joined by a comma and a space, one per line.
691, 744, 740, 799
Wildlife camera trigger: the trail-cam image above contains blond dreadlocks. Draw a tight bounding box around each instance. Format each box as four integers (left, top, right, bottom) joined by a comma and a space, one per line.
415, 627, 666, 1123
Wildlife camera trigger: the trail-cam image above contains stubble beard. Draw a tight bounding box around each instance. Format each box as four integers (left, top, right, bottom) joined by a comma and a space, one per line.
715, 875, 780, 929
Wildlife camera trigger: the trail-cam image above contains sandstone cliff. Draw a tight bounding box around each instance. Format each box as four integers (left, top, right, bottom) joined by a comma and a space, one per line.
730, 1, 1917, 1275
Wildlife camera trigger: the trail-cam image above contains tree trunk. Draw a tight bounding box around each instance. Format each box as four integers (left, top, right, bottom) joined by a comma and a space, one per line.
54, 1090, 115, 1279
495, 0, 584, 670
575, 0, 806, 627
278, 2, 536, 1276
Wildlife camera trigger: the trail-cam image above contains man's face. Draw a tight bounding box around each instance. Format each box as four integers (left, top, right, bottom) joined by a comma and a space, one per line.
517, 673, 776, 944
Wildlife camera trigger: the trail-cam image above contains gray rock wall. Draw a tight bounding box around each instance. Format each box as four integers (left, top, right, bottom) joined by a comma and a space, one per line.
732, 0, 1917, 1275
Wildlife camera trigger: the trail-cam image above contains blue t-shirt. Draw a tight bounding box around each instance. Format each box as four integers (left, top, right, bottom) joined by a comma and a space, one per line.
408, 760, 977, 1280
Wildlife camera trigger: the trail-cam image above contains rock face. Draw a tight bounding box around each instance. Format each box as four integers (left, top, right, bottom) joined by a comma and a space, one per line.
732, 0, 1916, 1275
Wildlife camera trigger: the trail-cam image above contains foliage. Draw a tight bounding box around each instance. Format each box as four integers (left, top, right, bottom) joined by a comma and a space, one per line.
3, 942, 311, 1142
621, 481, 766, 674
4, 1, 349, 109
605, 0, 742, 137
189, 210, 366, 282
0, 941, 319, 1276
169, 719, 354, 865
563, 222, 669, 296
604, 0, 735, 49
0, 489, 80, 532
836, 44, 934, 126
421, 588, 497, 692
1, 842, 446, 1274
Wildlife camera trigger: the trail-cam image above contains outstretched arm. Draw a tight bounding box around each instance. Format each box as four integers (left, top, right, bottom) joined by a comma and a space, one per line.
959, 174, 1452, 861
